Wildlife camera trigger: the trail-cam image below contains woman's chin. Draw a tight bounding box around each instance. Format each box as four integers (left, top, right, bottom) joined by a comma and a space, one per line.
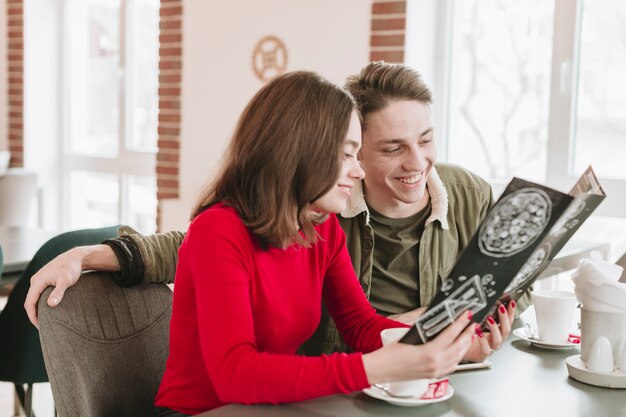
308, 201, 347, 215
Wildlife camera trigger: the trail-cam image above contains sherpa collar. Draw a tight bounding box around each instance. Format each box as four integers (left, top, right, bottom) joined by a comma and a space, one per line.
341, 166, 449, 230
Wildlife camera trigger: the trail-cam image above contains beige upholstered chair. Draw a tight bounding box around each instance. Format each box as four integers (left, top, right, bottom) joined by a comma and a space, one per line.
38, 272, 172, 417
0, 226, 119, 417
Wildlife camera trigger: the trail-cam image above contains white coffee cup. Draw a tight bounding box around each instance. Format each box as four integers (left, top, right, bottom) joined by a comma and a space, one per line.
380, 327, 431, 397
531, 289, 577, 344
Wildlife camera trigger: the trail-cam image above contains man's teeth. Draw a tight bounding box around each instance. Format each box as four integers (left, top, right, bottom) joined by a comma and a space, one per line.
398, 173, 422, 184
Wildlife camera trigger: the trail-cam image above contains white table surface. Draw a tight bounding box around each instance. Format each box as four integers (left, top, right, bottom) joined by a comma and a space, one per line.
195, 318, 625, 417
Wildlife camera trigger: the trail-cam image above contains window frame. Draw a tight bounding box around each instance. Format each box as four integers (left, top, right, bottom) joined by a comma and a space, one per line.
406, 0, 625, 217
60, 0, 157, 231
546, 0, 625, 217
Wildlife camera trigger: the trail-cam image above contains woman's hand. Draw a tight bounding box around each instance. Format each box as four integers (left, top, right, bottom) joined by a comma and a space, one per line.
463, 300, 516, 362
24, 244, 120, 328
362, 311, 476, 384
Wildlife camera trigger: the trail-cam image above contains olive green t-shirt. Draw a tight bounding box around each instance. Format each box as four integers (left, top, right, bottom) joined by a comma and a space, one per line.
368, 203, 431, 316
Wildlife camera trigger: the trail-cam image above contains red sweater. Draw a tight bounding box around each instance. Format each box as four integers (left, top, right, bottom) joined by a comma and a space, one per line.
154, 204, 402, 414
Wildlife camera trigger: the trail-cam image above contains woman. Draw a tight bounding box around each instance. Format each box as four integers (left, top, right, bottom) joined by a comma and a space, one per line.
151, 71, 475, 416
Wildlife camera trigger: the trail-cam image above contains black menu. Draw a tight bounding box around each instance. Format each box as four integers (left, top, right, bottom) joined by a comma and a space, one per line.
400, 166, 605, 344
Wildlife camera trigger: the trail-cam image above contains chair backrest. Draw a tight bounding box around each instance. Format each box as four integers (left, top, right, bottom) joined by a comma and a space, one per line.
0, 226, 119, 384
38, 272, 172, 417
0, 168, 38, 227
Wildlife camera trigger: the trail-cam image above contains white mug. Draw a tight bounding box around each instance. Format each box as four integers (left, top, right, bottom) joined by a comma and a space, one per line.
532, 289, 577, 344
380, 327, 432, 397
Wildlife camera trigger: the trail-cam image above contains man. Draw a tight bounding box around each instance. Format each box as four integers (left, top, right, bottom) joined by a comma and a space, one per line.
26, 62, 524, 360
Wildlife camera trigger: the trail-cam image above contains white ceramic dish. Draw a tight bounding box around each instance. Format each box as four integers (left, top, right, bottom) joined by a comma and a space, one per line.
566, 354, 626, 389
363, 384, 454, 407
513, 327, 580, 350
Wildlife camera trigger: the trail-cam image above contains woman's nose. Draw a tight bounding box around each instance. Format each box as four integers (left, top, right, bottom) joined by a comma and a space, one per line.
349, 159, 365, 180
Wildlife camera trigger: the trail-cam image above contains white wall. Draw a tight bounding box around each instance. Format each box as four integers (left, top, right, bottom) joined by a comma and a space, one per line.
160, 0, 373, 231
0, 0, 7, 151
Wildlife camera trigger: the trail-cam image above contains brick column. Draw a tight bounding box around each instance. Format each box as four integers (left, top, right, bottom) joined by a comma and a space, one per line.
370, 0, 406, 63
6, 0, 23, 167
157, 0, 183, 230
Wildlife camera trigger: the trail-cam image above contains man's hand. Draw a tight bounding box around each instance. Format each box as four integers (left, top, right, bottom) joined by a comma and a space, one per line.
24, 244, 120, 328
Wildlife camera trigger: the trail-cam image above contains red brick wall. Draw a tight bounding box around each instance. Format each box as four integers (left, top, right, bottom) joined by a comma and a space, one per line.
157, 0, 183, 230
370, 0, 406, 63
6, 0, 23, 167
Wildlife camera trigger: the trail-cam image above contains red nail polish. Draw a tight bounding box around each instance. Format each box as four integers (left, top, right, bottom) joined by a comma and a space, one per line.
476, 329, 484, 338
511, 300, 516, 309
487, 316, 495, 325
467, 311, 473, 321
499, 305, 506, 314
475, 324, 482, 331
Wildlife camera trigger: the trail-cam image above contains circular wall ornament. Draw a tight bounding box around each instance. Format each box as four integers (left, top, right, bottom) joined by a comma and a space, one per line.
252, 35, 288, 82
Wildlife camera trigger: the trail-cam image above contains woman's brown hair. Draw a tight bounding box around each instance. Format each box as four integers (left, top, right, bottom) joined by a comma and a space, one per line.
191, 71, 355, 248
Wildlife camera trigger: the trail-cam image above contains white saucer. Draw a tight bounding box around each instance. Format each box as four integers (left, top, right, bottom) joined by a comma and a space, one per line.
566, 354, 626, 388
513, 327, 580, 350
362, 384, 454, 406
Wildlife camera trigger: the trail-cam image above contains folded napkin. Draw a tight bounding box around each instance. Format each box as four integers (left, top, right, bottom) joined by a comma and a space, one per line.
571, 251, 626, 312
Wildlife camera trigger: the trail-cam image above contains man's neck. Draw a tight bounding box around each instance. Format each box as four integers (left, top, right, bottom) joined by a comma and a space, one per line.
365, 190, 430, 219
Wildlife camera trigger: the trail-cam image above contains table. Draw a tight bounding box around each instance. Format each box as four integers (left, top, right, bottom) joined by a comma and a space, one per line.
0, 226, 57, 276
195, 320, 625, 416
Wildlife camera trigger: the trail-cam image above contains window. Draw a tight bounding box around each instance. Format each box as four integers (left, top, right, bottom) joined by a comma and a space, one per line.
406, 0, 626, 218
572, 0, 626, 180
446, 0, 554, 182
63, 0, 159, 233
